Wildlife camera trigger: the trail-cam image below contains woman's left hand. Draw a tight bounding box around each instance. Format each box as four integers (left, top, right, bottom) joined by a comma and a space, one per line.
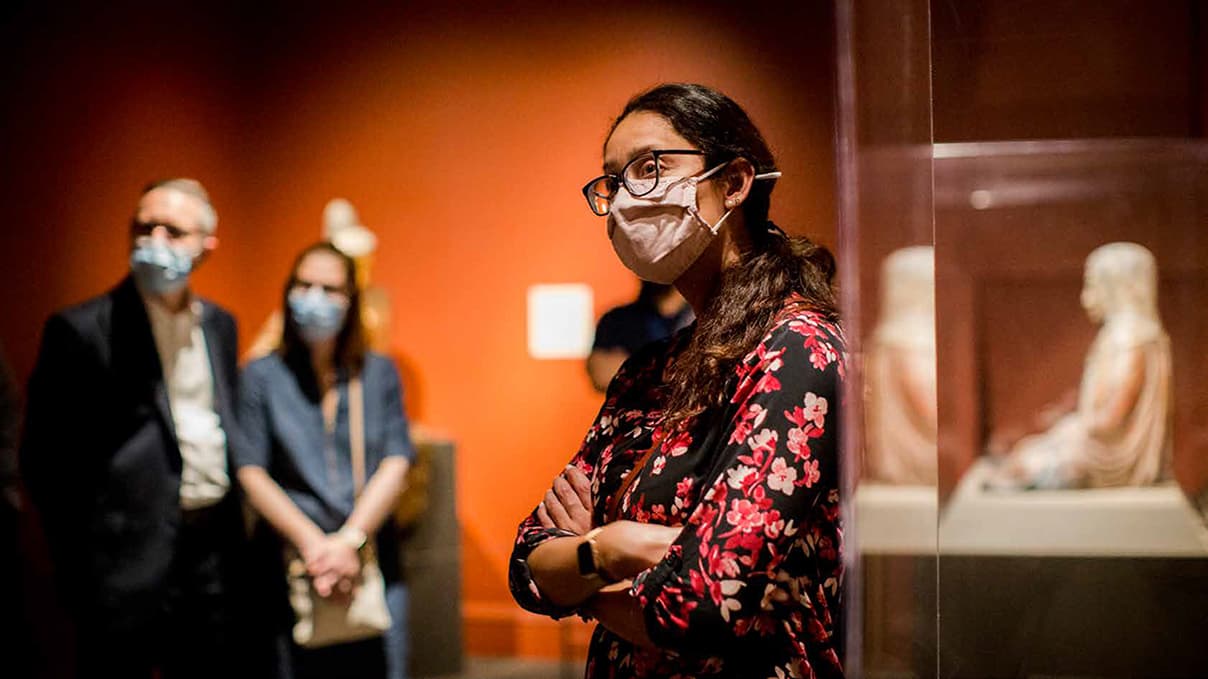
313, 571, 359, 602
536, 465, 593, 535
306, 535, 362, 596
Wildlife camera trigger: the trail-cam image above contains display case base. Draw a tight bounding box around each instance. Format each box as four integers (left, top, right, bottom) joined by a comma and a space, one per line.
939, 459, 1208, 557
856, 483, 938, 554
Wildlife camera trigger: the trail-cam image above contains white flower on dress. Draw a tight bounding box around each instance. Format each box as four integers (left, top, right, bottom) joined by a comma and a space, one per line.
726, 465, 758, 490
802, 392, 828, 428
651, 455, 667, 476
719, 580, 745, 622
747, 428, 778, 455
767, 457, 798, 496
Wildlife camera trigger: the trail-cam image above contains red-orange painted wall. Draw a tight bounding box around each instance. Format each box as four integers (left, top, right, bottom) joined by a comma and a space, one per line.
0, 2, 837, 658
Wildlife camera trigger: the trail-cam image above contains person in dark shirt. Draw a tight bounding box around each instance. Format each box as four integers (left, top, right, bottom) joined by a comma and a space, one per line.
586, 281, 693, 392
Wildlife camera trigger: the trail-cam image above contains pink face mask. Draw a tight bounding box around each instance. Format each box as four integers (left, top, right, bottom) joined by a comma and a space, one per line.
606, 163, 781, 284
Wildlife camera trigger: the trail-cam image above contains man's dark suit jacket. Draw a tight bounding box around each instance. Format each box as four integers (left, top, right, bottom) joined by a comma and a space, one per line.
20, 275, 245, 630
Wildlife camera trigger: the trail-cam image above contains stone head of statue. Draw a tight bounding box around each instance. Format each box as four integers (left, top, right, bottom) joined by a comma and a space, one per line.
1080, 242, 1159, 323
322, 198, 379, 288
880, 245, 935, 323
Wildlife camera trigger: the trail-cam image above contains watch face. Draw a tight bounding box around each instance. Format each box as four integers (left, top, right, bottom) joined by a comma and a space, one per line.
577, 538, 596, 576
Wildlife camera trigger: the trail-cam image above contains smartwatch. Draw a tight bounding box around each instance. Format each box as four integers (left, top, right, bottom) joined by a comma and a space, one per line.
576, 527, 615, 583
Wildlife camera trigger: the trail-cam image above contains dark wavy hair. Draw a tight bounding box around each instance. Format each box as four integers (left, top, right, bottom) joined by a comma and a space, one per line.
608, 83, 838, 427
278, 241, 367, 378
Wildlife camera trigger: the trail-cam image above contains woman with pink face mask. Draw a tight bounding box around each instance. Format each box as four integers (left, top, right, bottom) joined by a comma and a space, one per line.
509, 84, 846, 679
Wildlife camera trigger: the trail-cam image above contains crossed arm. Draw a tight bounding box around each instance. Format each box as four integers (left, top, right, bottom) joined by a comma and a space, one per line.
525, 465, 679, 648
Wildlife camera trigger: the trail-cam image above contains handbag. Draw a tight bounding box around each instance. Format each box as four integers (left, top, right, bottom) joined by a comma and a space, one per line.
287, 376, 393, 648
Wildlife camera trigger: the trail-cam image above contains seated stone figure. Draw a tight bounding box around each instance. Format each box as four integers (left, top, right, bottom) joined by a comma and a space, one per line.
865, 245, 938, 485
987, 242, 1172, 490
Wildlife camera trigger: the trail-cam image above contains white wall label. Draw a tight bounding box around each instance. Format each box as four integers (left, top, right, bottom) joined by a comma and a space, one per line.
526, 283, 594, 360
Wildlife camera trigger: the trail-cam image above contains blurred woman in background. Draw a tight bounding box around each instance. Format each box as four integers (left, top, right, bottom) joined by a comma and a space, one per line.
236, 242, 414, 679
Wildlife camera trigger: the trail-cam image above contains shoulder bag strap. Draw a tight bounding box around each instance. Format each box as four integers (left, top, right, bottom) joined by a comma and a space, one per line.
349, 376, 366, 497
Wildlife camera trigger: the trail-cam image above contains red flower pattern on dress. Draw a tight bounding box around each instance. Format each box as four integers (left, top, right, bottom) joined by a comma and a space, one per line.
510, 298, 845, 679
664, 429, 693, 458
729, 403, 768, 445
725, 498, 767, 534
800, 459, 822, 489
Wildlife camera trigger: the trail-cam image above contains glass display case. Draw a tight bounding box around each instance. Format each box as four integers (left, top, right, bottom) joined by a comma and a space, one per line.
837, 2, 1208, 677
933, 140, 1208, 678
835, 2, 938, 677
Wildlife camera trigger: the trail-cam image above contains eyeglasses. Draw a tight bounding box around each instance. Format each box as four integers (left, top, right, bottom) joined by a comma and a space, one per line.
130, 219, 206, 241
581, 149, 706, 216
291, 279, 351, 300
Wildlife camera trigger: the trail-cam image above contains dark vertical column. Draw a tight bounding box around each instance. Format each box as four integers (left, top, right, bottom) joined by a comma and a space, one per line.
401, 439, 463, 677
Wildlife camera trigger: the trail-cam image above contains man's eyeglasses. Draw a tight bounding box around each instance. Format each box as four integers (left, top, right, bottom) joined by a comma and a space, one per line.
581, 149, 706, 216
130, 219, 206, 241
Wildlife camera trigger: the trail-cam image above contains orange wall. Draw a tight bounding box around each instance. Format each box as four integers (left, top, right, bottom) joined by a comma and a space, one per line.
0, 2, 837, 658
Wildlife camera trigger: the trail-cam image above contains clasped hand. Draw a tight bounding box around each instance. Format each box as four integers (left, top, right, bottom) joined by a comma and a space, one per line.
302, 534, 362, 600
537, 465, 594, 535
537, 465, 680, 582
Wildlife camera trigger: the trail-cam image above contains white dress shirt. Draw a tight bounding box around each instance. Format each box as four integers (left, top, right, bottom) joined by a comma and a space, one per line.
142, 294, 231, 510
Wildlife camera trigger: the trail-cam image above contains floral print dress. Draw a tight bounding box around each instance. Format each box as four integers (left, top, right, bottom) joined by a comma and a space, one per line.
509, 297, 846, 679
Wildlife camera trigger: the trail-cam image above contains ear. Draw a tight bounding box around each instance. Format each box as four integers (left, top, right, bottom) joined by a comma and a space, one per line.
193, 235, 218, 266
722, 157, 756, 210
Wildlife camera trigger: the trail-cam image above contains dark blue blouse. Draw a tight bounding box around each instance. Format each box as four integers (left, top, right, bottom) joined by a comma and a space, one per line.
235, 352, 416, 573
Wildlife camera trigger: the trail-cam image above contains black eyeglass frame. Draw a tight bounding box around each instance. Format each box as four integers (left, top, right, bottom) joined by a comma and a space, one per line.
580, 149, 707, 216
130, 219, 207, 241
289, 278, 353, 300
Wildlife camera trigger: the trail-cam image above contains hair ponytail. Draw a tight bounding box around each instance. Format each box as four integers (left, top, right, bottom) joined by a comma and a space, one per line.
662, 224, 837, 427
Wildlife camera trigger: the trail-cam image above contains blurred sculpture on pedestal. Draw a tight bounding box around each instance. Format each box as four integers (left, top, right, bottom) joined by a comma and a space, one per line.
247, 199, 392, 359
865, 245, 938, 485
987, 242, 1172, 490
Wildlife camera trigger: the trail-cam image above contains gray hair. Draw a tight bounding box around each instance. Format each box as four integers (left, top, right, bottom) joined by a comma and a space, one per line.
141, 178, 218, 234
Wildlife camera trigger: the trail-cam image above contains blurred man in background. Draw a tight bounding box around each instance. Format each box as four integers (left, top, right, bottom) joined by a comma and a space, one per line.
20, 179, 266, 678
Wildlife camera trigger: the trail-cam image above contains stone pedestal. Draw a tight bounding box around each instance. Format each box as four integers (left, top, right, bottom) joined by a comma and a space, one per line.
941, 460, 1208, 557
856, 484, 938, 679
933, 460, 1208, 678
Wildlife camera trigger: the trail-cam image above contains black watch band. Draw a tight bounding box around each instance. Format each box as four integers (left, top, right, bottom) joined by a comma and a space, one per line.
576, 527, 614, 582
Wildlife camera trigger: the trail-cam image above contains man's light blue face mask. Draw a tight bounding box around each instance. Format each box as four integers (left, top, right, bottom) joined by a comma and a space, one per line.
129, 237, 197, 295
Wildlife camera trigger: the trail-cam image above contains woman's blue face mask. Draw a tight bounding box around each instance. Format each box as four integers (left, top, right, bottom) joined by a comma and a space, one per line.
289, 285, 349, 344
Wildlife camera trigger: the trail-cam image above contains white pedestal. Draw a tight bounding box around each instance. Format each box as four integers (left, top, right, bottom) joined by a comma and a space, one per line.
939, 459, 1208, 557
855, 483, 938, 554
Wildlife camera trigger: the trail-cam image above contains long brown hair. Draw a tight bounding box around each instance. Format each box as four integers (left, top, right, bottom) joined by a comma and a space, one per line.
278, 241, 367, 377
609, 84, 839, 428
